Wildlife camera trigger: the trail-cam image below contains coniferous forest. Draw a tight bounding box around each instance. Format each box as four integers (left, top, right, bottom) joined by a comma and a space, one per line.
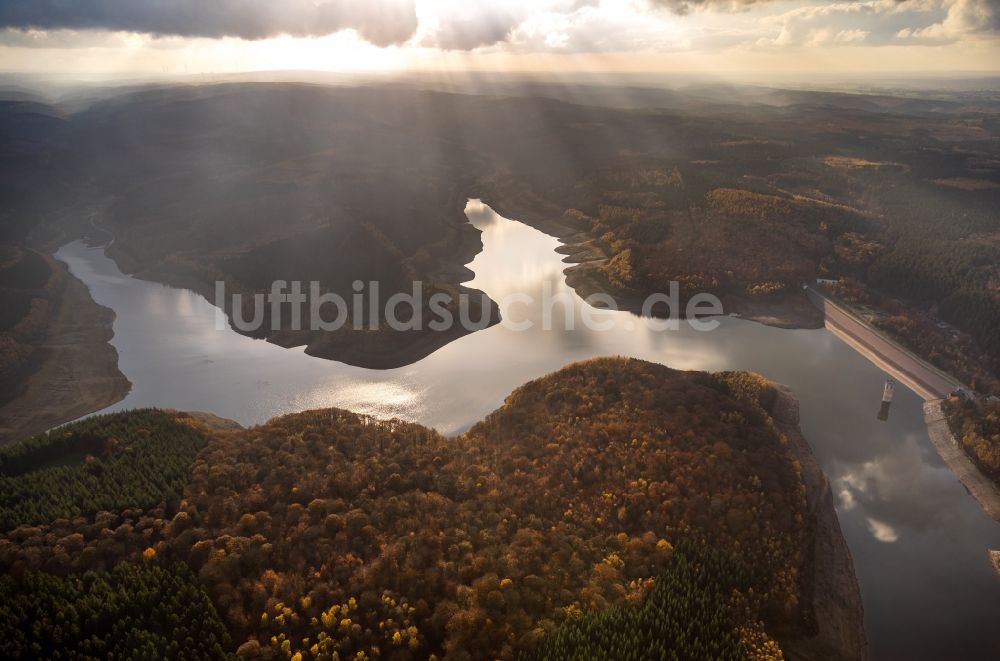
0, 561, 232, 660
529, 542, 780, 661
0, 409, 208, 530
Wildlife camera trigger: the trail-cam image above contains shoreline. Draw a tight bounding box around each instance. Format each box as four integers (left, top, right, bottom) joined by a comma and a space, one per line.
768, 382, 869, 661
0, 258, 131, 445
477, 188, 825, 330
77, 193, 824, 372
923, 399, 1000, 522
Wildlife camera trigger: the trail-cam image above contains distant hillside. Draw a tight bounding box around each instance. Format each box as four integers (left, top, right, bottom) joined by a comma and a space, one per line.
3, 82, 998, 379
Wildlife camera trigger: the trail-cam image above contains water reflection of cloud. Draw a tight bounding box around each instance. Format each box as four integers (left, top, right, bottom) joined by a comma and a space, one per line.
835, 432, 962, 535
838, 486, 857, 511
866, 517, 900, 543
174, 289, 197, 318
470, 233, 564, 298
463, 199, 495, 226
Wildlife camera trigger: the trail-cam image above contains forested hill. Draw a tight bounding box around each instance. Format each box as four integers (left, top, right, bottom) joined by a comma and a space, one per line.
0, 359, 860, 659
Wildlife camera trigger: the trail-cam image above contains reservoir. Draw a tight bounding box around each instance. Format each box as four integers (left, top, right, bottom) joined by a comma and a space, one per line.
57, 200, 1000, 660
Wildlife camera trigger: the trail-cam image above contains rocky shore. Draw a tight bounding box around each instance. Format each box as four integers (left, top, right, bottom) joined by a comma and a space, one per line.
769, 383, 869, 661
0, 260, 130, 444
924, 399, 1000, 522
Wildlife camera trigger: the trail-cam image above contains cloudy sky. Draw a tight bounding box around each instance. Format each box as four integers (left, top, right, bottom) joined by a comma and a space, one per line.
0, 0, 997, 76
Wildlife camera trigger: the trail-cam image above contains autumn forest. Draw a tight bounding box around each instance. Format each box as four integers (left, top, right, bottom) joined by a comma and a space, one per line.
0, 358, 854, 660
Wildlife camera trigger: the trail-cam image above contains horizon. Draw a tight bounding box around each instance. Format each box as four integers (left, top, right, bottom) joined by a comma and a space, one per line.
4, 67, 1000, 103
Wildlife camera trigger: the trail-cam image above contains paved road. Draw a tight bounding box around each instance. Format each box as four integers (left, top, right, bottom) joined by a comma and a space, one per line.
804, 287, 961, 401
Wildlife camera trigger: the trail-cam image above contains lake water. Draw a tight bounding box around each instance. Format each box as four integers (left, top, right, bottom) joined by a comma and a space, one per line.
57, 199, 1000, 660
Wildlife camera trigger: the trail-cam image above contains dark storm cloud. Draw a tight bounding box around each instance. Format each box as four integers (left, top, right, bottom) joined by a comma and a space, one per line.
0, 0, 419, 46
970, 0, 1000, 30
